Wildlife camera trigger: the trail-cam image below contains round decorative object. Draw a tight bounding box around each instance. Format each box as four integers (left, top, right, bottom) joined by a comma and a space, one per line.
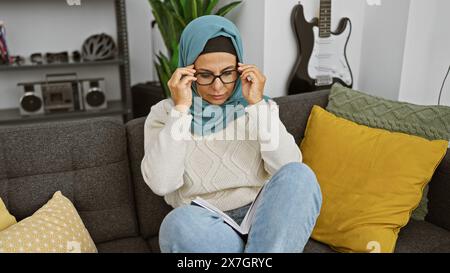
81, 33, 117, 61
20, 92, 42, 112
86, 88, 105, 107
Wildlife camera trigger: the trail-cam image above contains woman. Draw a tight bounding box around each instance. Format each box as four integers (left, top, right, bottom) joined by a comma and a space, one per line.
141, 15, 322, 253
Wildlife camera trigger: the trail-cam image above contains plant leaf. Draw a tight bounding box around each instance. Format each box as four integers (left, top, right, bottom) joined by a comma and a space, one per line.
215, 1, 242, 17
204, 0, 218, 14
149, 0, 171, 54
196, 0, 203, 16
172, 13, 186, 28
169, 0, 186, 26
154, 61, 170, 97
155, 54, 172, 97
169, 43, 179, 69
191, 0, 198, 19
163, 6, 177, 57
183, 0, 192, 21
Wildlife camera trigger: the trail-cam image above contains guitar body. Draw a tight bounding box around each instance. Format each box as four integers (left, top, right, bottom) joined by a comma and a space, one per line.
288, 3, 353, 95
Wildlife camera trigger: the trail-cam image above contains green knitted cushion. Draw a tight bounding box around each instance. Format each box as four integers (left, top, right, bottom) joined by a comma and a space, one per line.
326, 83, 450, 220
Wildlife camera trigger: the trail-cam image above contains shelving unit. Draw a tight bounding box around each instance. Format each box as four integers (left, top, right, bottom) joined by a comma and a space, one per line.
0, 59, 124, 71
0, 0, 133, 126
0, 100, 125, 125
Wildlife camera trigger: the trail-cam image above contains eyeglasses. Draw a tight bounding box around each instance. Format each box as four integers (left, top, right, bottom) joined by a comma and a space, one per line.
194, 69, 240, 86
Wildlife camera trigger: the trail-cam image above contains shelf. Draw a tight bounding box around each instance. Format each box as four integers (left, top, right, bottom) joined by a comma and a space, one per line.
0, 59, 124, 71
0, 0, 133, 123
0, 100, 128, 126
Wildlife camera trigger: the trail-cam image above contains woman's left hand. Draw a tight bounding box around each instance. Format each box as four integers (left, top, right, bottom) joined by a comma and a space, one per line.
238, 62, 266, 105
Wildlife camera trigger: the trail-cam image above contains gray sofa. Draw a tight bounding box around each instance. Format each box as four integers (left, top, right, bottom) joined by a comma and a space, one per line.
0, 90, 449, 253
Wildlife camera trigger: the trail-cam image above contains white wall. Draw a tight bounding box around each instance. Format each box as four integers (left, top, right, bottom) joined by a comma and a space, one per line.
126, 0, 153, 85
398, 0, 450, 106
358, 0, 411, 100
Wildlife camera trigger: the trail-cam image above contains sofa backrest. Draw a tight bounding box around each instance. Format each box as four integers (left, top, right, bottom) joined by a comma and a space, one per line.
274, 90, 330, 144
427, 150, 450, 230
128, 89, 450, 235
0, 117, 139, 244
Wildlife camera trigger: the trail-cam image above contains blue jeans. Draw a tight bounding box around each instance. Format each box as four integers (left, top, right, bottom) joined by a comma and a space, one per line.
159, 162, 322, 253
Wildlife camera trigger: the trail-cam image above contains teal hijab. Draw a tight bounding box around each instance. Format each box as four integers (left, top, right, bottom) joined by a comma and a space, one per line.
178, 15, 270, 136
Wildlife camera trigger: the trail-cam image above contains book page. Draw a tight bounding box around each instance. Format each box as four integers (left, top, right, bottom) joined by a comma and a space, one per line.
240, 180, 267, 233
191, 197, 245, 234
191, 179, 269, 236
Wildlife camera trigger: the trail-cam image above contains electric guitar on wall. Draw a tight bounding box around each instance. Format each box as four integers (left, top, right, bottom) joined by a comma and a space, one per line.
288, 0, 353, 95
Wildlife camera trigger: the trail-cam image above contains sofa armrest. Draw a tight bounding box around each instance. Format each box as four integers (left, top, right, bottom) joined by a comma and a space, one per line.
426, 149, 450, 231
125, 117, 173, 240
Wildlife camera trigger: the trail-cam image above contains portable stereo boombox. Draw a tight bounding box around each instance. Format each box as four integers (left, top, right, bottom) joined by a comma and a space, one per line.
17, 73, 107, 116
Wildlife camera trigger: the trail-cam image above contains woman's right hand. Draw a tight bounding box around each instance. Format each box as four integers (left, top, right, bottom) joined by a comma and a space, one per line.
167, 64, 197, 108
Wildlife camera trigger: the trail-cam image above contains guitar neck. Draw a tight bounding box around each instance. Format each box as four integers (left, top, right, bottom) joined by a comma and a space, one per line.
319, 0, 332, 38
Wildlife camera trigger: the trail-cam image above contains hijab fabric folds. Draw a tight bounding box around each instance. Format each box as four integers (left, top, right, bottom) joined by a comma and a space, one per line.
178, 15, 270, 136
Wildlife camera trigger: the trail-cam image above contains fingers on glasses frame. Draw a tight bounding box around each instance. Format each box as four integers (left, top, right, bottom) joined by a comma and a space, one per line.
194, 69, 241, 86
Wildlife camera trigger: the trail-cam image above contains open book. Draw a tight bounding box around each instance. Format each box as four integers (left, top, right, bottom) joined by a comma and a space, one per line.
191, 180, 268, 236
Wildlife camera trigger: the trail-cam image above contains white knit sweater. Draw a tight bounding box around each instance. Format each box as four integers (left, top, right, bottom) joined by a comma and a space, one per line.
140, 98, 302, 211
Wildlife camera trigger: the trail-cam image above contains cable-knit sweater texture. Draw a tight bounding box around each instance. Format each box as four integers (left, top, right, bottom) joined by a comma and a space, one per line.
141, 98, 302, 211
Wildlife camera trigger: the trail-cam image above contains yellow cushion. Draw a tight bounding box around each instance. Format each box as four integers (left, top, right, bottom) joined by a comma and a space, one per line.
0, 198, 17, 231
300, 106, 448, 253
0, 191, 97, 253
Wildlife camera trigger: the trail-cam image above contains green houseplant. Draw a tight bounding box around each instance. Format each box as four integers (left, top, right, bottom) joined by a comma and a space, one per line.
148, 0, 242, 97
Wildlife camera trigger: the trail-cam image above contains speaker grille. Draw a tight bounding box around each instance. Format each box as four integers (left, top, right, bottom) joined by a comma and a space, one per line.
86, 90, 105, 107
21, 95, 42, 112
